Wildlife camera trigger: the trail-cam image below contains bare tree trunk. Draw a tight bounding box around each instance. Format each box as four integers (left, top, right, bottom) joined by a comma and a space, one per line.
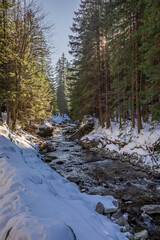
105, 58, 110, 128
135, 12, 142, 133
131, 17, 135, 128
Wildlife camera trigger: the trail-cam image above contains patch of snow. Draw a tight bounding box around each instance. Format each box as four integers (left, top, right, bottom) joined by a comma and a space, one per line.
40, 122, 53, 129
51, 113, 70, 124
0, 124, 127, 240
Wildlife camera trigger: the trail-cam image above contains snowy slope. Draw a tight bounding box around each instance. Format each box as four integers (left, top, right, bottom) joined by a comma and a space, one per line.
81, 119, 160, 171
0, 125, 127, 240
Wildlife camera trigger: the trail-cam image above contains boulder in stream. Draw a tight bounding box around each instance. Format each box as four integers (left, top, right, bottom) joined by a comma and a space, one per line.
141, 204, 160, 214
40, 141, 56, 153
37, 122, 53, 138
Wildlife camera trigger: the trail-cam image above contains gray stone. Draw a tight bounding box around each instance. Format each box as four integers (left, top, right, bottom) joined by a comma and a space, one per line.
112, 209, 123, 219
104, 207, 118, 214
95, 202, 104, 215
134, 230, 148, 240
141, 204, 160, 214
116, 215, 128, 227
141, 212, 153, 227
40, 142, 56, 152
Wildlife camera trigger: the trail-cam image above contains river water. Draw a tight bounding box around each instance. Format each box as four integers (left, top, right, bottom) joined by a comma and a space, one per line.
41, 123, 160, 239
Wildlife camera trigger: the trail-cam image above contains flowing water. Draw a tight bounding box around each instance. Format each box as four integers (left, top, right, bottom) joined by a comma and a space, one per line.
41, 123, 160, 239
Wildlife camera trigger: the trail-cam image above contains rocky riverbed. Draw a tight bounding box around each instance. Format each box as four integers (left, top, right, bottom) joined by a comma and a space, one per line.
40, 123, 160, 240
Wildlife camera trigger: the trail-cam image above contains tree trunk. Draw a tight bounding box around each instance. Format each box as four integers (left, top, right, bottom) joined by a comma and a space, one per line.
135, 12, 142, 133
105, 58, 110, 129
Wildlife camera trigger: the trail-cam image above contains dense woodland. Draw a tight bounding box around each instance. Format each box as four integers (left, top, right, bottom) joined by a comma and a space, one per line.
55, 53, 72, 116
0, 0, 160, 133
0, 0, 56, 130
69, 0, 160, 132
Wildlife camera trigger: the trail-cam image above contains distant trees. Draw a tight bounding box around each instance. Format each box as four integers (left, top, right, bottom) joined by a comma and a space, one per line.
0, 0, 55, 130
69, 0, 160, 132
55, 53, 71, 116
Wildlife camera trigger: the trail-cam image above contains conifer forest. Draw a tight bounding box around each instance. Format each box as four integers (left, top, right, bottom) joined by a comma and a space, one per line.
0, 0, 160, 131
69, 0, 160, 132
0, 1, 160, 240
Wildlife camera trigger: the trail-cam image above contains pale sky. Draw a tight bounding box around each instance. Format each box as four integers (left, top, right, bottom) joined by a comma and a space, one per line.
40, 0, 80, 66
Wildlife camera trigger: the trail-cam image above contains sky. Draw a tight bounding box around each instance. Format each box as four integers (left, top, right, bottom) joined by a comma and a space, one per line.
40, 0, 80, 66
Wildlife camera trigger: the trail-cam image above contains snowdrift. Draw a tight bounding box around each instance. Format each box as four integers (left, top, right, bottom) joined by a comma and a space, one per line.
0, 125, 127, 240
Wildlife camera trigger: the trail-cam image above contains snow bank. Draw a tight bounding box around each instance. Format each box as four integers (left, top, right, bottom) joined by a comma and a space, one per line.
0, 125, 126, 240
51, 113, 70, 124
81, 120, 160, 171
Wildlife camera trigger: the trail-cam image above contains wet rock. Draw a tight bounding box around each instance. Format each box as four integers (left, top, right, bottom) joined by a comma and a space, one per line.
56, 161, 64, 165
141, 204, 160, 214
112, 209, 123, 219
126, 181, 131, 187
63, 149, 69, 152
82, 166, 89, 171
66, 169, 73, 172
80, 138, 99, 150
120, 225, 133, 233
134, 230, 148, 240
40, 141, 56, 153
116, 216, 128, 227
140, 212, 153, 227
45, 158, 52, 163
122, 195, 132, 201
50, 156, 58, 160
95, 202, 104, 215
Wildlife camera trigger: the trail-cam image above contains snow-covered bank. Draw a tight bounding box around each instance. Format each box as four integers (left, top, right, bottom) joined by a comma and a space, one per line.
0, 124, 127, 240
80, 119, 160, 173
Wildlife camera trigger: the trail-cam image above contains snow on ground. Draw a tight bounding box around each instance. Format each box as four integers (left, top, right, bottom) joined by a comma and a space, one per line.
81, 119, 160, 171
0, 124, 127, 240
51, 113, 70, 124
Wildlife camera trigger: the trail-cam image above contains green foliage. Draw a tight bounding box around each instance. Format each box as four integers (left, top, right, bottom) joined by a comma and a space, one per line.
0, 0, 55, 130
69, 0, 160, 127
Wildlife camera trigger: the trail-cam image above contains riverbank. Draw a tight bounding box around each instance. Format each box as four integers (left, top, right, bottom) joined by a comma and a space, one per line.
79, 117, 160, 176
0, 123, 127, 240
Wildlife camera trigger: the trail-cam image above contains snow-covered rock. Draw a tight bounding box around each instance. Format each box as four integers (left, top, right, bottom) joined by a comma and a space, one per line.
79, 115, 95, 137
134, 230, 148, 240
141, 205, 160, 214
0, 125, 127, 240
37, 122, 54, 137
